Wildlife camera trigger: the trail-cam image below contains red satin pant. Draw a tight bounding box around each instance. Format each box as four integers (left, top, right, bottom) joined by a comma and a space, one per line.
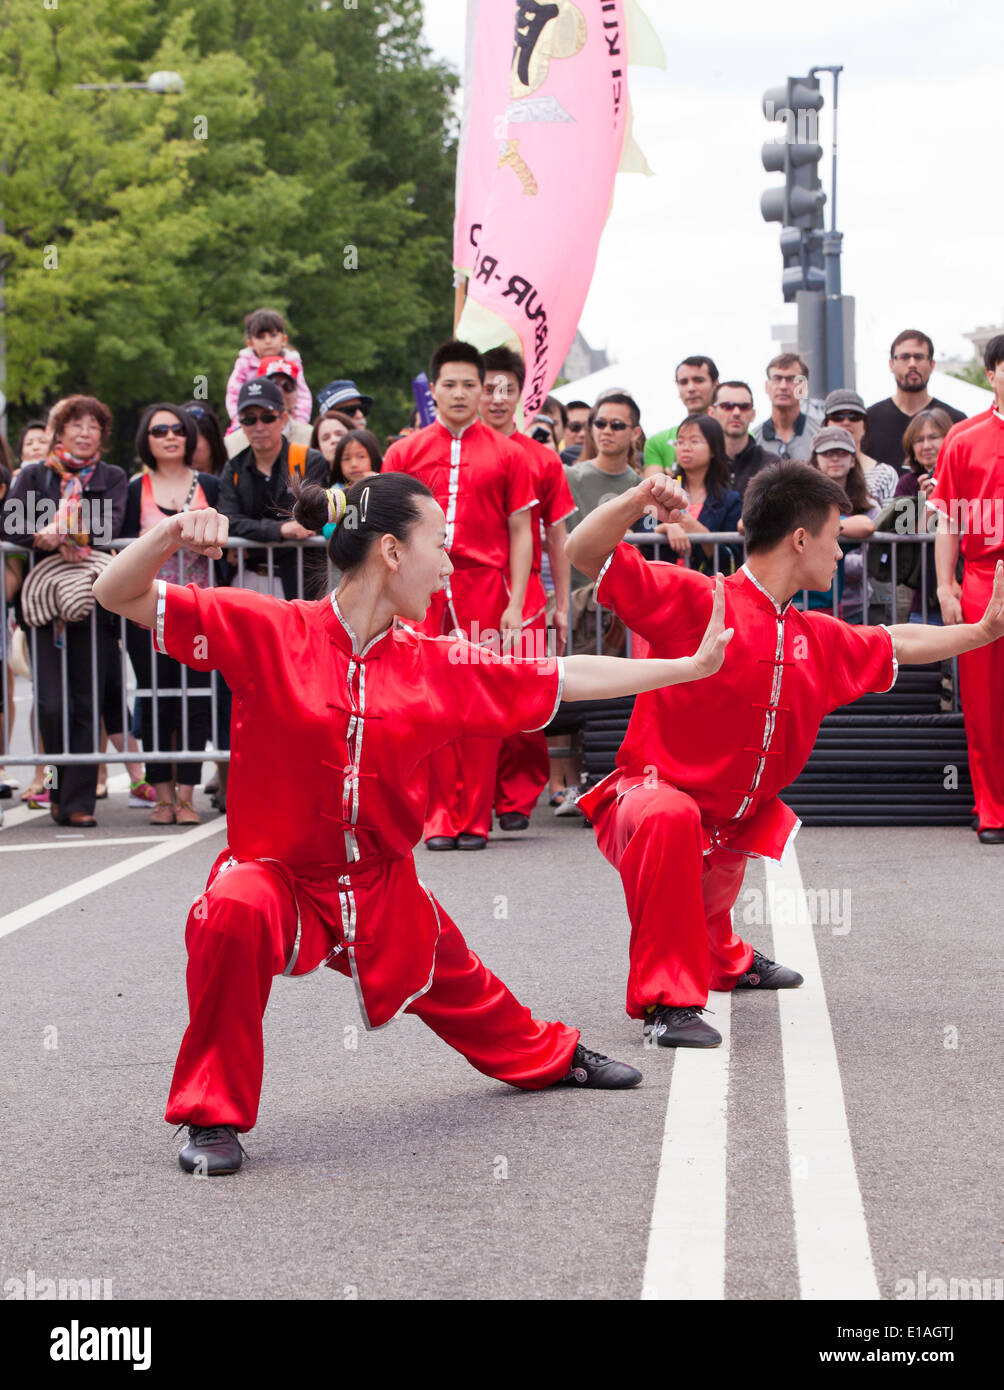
959, 560, 1004, 829
591, 779, 753, 1015
165, 860, 579, 1132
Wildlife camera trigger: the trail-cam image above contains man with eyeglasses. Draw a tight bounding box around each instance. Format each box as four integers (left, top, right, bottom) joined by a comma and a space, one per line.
864, 330, 966, 472
642, 355, 718, 478
753, 353, 821, 463
560, 400, 591, 465
565, 395, 643, 592
218, 379, 327, 599
711, 380, 768, 498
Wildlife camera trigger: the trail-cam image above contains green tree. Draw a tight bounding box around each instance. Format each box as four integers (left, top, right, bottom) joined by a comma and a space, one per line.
1, 0, 457, 460
948, 356, 992, 392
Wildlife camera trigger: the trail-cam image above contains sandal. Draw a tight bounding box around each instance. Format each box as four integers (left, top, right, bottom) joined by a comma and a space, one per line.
150, 800, 177, 826
175, 799, 201, 826
20, 783, 46, 803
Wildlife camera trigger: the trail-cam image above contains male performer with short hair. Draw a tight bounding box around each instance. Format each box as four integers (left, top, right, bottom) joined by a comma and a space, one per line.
566, 461, 1004, 1047
382, 341, 535, 850
930, 333, 1004, 842
480, 346, 576, 830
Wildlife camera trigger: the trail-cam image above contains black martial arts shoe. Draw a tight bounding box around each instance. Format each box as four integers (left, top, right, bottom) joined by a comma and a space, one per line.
735, 948, 803, 990
456, 833, 487, 850
425, 836, 458, 851
977, 827, 1004, 843
498, 813, 530, 831
178, 1125, 246, 1176
556, 1043, 642, 1088
644, 1005, 722, 1049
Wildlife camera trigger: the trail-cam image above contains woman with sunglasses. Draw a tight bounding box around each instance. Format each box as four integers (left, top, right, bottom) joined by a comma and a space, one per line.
121, 405, 222, 824
823, 389, 899, 506
92, 471, 734, 1173
806, 426, 876, 619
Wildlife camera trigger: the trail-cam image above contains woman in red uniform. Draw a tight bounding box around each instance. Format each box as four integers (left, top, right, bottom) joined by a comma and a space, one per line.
93, 472, 733, 1175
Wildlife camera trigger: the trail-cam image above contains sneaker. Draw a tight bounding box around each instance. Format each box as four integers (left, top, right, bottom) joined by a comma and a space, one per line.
556, 1043, 642, 1089
735, 948, 804, 990
644, 1004, 722, 1049
128, 779, 157, 808
553, 786, 584, 818
177, 1124, 245, 1176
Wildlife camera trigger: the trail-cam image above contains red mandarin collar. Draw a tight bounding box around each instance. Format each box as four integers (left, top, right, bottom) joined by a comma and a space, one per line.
737, 564, 795, 617
433, 416, 480, 443
327, 593, 394, 659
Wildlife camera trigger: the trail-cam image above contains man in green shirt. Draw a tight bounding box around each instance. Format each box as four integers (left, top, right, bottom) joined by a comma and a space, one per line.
642, 355, 719, 476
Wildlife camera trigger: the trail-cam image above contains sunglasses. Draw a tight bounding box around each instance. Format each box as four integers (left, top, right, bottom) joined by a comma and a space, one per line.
565, 421, 587, 433
239, 410, 280, 426
716, 401, 753, 413
827, 411, 864, 424
594, 418, 630, 431
149, 422, 186, 437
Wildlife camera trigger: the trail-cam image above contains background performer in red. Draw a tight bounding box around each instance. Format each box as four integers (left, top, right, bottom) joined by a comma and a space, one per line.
480, 347, 576, 832
382, 340, 534, 851
93, 471, 734, 1175
931, 333, 1004, 843
567, 462, 1004, 1049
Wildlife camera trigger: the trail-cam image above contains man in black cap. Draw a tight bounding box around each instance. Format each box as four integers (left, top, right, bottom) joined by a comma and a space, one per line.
315, 378, 374, 427
218, 378, 328, 599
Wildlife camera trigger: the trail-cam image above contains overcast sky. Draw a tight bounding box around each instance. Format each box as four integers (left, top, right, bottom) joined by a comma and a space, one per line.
422, 1, 1002, 417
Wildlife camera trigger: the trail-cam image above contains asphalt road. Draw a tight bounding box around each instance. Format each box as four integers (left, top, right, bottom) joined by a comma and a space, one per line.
1, 745, 1001, 1303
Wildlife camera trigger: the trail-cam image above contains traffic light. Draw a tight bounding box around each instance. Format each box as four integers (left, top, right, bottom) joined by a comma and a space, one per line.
780, 227, 825, 304
762, 75, 826, 300
761, 76, 825, 228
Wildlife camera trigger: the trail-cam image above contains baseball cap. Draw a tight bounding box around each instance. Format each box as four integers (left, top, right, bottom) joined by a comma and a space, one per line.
256, 355, 300, 384
237, 378, 285, 414
317, 378, 374, 418
823, 388, 866, 418
812, 425, 857, 455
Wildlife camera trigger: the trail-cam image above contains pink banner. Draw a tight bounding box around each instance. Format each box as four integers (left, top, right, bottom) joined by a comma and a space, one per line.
454, 2, 630, 413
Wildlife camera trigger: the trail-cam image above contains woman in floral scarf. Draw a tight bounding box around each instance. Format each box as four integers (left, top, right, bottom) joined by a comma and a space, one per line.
2, 396, 127, 825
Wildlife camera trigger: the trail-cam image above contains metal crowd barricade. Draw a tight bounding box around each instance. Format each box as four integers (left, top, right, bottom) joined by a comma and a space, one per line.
0, 536, 332, 770
0, 529, 958, 773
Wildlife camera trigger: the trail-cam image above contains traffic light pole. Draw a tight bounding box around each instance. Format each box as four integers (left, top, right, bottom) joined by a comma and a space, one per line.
812, 65, 847, 394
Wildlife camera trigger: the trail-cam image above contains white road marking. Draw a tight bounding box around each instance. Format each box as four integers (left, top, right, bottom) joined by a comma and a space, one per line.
766, 844, 879, 1300
0, 818, 226, 940
0, 835, 174, 853
641, 990, 732, 1300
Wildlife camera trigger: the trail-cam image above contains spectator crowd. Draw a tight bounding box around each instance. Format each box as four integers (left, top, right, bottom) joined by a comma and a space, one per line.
2, 313, 1000, 833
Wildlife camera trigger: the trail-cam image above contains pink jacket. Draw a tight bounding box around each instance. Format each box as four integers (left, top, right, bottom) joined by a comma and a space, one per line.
224, 346, 312, 427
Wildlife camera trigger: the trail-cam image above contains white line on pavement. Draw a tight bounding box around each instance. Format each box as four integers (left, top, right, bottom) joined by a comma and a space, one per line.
640, 990, 732, 1300
0, 818, 226, 941
0, 835, 174, 853
766, 844, 879, 1300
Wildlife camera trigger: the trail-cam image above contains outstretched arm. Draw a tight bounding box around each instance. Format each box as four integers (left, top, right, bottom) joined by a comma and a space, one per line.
92, 510, 230, 627
886, 559, 1004, 663
561, 573, 733, 699
565, 474, 689, 581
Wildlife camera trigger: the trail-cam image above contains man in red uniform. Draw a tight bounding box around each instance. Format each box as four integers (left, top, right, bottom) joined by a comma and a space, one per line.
480, 347, 576, 831
930, 333, 1004, 842
567, 461, 1004, 1047
382, 341, 534, 850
